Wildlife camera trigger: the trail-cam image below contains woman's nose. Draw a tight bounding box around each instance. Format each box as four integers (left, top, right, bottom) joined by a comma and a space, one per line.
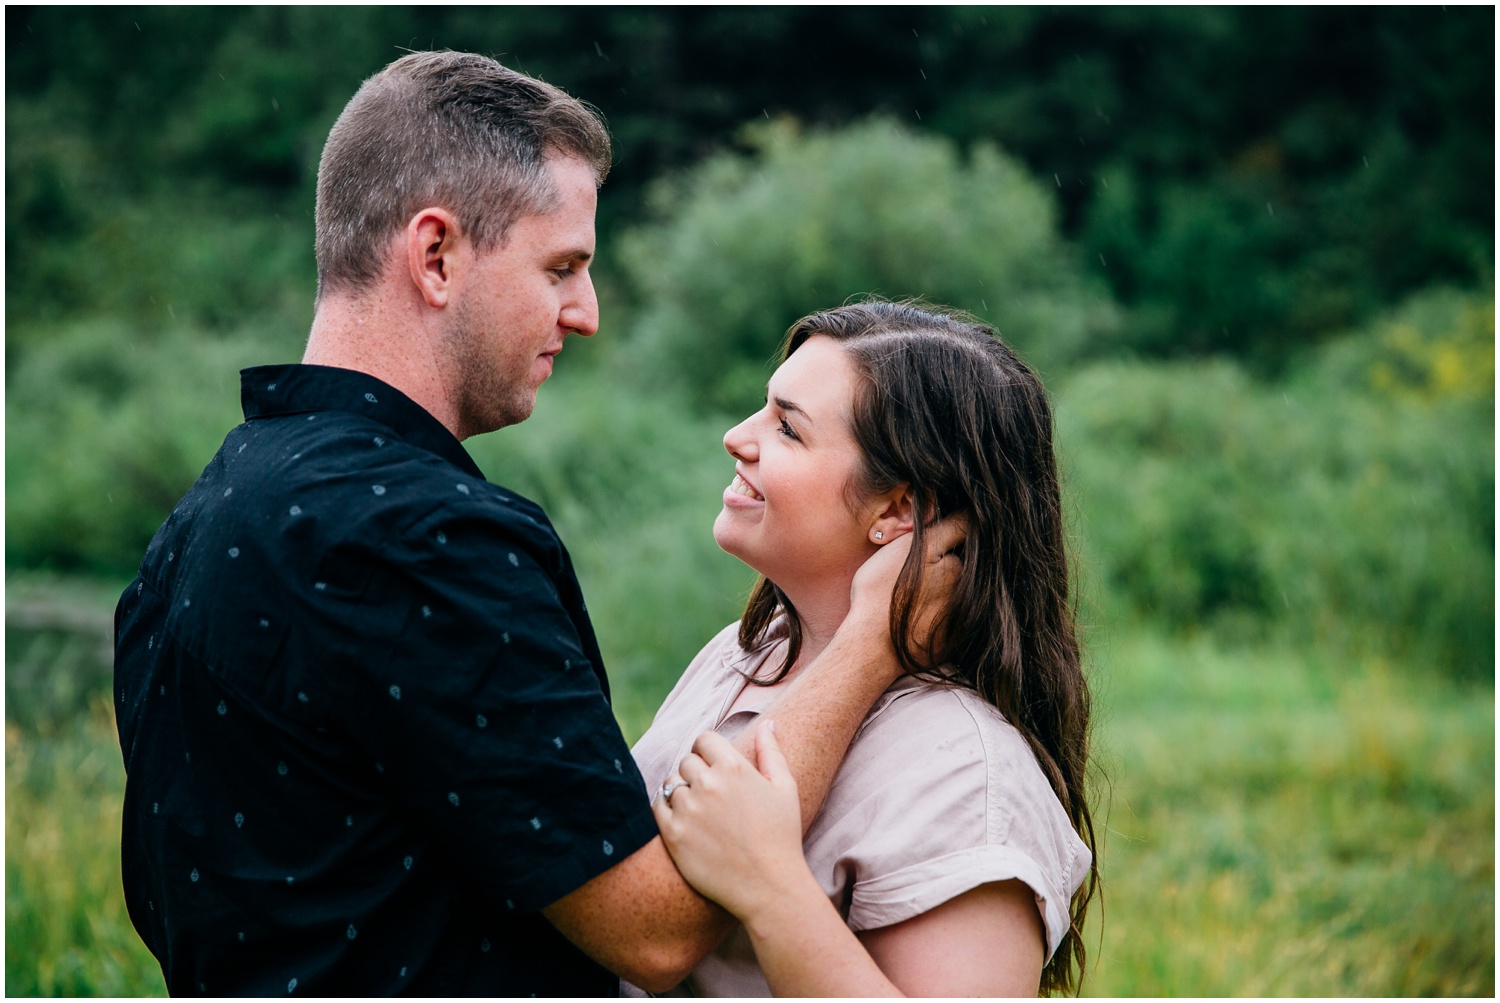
723, 415, 757, 461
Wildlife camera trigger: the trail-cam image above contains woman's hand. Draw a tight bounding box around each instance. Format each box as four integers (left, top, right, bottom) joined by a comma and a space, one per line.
653, 722, 815, 923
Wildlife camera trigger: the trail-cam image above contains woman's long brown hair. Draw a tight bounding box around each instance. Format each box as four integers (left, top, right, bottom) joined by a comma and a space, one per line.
738, 299, 1099, 994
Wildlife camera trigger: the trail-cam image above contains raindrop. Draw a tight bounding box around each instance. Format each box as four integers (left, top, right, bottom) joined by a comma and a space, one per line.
234, 812, 244, 828
448, 792, 461, 807
403, 855, 413, 870
476, 714, 488, 728
228, 547, 240, 558
347, 924, 358, 940
372, 485, 387, 496
364, 392, 378, 403
277, 762, 289, 776
389, 685, 402, 700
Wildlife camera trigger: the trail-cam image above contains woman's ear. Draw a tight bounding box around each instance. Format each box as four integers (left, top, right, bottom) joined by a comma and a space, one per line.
868, 485, 915, 545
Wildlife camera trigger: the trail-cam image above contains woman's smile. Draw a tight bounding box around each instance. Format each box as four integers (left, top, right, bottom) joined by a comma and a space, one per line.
725, 472, 764, 503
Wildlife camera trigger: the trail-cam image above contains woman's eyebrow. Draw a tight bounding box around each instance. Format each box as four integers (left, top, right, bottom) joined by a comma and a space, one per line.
774, 396, 810, 420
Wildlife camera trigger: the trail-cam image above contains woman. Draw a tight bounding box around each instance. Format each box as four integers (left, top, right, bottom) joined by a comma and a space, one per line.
634, 301, 1099, 996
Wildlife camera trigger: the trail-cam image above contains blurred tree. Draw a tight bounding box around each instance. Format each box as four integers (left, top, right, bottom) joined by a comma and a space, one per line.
6, 6, 1492, 354
614, 117, 1118, 414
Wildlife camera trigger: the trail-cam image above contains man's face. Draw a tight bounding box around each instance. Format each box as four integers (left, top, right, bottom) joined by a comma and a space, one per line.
443, 155, 599, 436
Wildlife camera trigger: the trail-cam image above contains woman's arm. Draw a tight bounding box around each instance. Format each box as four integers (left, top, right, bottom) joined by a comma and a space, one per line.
654, 724, 1044, 997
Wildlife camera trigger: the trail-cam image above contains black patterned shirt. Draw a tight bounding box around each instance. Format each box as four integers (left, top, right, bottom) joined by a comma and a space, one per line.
114, 363, 658, 996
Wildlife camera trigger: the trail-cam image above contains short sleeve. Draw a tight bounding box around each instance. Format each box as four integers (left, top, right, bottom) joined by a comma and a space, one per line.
313, 497, 659, 914
810, 686, 1088, 959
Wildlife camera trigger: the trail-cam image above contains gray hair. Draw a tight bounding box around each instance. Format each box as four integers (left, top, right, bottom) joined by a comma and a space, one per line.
314, 51, 611, 299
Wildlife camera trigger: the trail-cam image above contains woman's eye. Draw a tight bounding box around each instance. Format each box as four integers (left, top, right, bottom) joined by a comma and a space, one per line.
778, 418, 798, 440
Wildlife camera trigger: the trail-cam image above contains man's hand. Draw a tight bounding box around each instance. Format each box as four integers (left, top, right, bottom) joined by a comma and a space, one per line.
846, 514, 968, 671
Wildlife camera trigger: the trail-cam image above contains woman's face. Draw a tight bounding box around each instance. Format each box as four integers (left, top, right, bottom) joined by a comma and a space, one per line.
713, 335, 883, 595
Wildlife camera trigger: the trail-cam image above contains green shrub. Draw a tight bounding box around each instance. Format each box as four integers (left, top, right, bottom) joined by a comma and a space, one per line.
5, 320, 302, 576
1059, 288, 1494, 680
615, 117, 1120, 415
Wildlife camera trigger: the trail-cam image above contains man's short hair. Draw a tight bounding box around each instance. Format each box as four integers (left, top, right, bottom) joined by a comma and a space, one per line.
314, 51, 611, 299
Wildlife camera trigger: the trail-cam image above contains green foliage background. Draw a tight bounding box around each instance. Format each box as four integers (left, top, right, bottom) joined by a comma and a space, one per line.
5, 6, 1493, 997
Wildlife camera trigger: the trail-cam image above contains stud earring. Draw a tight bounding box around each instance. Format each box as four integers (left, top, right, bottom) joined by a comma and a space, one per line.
874, 531, 884, 541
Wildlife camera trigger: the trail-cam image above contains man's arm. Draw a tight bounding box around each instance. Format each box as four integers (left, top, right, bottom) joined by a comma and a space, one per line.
543, 523, 963, 990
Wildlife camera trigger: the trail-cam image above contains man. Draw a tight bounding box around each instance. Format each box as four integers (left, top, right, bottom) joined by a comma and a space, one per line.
114, 51, 916, 995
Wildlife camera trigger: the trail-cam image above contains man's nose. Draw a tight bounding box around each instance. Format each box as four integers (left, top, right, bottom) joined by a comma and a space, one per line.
562, 273, 599, 337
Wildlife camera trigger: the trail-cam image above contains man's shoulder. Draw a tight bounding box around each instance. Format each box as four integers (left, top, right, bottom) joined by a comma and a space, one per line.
219, 409, 551, 543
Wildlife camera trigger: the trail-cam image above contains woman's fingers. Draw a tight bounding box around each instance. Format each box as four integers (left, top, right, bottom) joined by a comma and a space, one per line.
690, 729, 741, 766
753, 720, 792, 785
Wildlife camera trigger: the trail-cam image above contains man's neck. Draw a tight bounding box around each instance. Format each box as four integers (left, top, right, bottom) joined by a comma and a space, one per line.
303, 287, 463, 439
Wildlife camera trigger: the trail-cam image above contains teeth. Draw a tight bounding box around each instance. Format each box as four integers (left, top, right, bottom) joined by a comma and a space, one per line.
730, 474, 763, 501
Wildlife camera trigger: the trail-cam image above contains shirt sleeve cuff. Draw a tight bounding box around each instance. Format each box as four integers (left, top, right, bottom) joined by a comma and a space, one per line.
847, 843, 1069, 960
501, 806, 661, 915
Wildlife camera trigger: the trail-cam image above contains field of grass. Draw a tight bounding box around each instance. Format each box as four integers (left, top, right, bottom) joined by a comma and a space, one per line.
6, 577, 1492, 996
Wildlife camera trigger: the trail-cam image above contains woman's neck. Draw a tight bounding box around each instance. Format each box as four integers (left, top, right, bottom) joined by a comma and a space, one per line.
780, 581, 854, 679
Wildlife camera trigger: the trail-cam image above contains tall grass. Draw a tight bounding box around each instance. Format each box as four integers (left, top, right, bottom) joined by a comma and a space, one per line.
6, 703, 166, 996
6, 583, 1491, 996
1083, 631, 1493, 996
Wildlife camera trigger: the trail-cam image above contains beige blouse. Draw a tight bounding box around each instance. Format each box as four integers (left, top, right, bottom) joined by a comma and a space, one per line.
629, 621, 1092, 997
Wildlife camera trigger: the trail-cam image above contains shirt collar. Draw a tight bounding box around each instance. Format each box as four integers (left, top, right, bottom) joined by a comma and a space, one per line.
240, 364, 485, 480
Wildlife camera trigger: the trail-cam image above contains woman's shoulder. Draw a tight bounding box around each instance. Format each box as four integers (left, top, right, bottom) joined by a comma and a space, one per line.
858, 678, 1039, 772
822, 678, 1092, 948
840, 678, 1078, 847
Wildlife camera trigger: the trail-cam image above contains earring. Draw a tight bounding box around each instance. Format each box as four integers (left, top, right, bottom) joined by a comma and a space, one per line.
874, 531, 884, 541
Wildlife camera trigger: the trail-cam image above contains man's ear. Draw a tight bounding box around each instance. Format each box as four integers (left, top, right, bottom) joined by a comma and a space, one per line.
405, 207, 465, 309
868, 484, 916, 545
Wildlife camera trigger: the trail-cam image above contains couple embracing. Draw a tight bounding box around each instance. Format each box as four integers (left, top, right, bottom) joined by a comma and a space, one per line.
114, 51, 1097, 997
